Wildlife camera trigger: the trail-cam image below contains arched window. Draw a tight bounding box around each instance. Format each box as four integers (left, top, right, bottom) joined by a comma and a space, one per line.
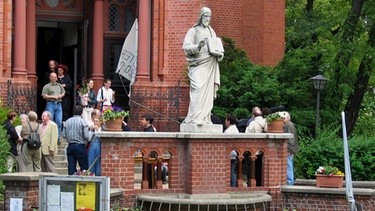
105, 0, 137, 33
108, 5, 120, 32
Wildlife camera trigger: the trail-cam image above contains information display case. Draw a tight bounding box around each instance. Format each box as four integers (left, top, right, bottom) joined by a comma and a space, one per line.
39, 175, 110, 211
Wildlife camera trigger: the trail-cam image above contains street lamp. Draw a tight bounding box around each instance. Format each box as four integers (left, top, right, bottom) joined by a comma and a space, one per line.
310, 74, 328, 139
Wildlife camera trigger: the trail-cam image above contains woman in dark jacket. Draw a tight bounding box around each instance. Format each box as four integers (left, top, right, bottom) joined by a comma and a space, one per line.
56, 64, 73, 122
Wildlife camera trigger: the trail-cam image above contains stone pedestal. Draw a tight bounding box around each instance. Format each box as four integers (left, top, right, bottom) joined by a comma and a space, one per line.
180, 124, 223, 133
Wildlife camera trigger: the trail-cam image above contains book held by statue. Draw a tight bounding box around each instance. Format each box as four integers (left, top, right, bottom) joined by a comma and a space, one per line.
206, 37, 224, 56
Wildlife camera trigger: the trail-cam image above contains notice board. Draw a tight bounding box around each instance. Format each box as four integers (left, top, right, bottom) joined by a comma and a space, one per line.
39, 175, 110, 211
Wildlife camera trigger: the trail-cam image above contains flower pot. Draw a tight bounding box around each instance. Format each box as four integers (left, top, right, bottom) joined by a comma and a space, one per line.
104, 117, 123, 132
315, 174, 344, 188
267, 119, 284, 133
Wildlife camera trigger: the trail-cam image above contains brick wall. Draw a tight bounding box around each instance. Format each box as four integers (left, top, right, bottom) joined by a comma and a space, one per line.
0, 1, 13, 103
0, 1, 12, 79
2, 133, 374, 210
137, 0, 285, 131
98, 132, 289, 201
150, 0, 285, 84
153, 0, 285, 86
2, 180, 39, 211
278, 187, 375, 210
0, 0, 285, 126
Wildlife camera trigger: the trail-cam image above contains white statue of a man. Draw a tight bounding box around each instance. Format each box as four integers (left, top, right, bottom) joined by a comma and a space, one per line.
182, 7, 224, 125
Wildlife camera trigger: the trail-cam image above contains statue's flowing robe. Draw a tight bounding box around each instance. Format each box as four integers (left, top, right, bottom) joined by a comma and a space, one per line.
182, 25, 220, 125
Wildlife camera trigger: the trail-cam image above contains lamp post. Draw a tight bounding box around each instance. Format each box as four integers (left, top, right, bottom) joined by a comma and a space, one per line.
310, 74, 328, 139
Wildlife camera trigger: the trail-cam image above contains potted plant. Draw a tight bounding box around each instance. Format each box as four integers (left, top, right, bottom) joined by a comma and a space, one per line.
102, 106, 129, 131
315, 165, 344, 188
265, 112, 284, 133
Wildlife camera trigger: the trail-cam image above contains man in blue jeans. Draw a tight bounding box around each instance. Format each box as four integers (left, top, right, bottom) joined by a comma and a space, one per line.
62, 105, 89, 175
42, 72, 65, 142
281, 111, 299, 185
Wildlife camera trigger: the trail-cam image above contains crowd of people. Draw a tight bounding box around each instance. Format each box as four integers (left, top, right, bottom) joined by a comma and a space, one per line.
2, 60, 160, 176
3, 58, 297, 187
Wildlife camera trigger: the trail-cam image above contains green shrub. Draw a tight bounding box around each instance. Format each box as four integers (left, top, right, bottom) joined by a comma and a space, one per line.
0, 99, 12, 174
0, 126, 10, 174
213, 37, 281, 120
295, 125, 375, 181
0, 99, 13, 200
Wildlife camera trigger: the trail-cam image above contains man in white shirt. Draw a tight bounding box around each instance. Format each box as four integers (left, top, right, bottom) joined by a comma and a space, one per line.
97, 79, 115, 112
224, 113, 239, 133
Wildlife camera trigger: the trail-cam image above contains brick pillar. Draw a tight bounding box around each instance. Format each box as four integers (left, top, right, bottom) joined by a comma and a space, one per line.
91, 0, 104, 81
26, 0, 37, 83
249, 156, 257, 187
155, 158, 163, 189
141, 158, 149, 189
237, 156, 244, 188
136, 0, 151, 79
0, 172, 58, 211
13, 0, 28, 80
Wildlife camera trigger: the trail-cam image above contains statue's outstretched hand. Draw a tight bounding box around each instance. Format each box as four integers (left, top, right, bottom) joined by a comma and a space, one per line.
198, 40, 206, 51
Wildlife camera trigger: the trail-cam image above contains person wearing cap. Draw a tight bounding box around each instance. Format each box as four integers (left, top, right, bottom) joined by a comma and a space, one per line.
182, 7, 224, 125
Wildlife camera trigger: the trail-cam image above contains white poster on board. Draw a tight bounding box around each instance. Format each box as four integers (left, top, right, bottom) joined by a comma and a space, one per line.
47, 184, 61, 205
10, 198, 23, 211
47, 205, 61, 211
60, 192, 74, 211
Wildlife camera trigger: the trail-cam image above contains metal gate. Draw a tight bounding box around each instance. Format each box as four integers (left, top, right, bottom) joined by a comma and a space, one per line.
7, 80, 37, 114
130, 81, 181, 132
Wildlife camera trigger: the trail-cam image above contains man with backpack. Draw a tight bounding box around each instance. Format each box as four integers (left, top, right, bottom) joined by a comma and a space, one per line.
245, 110, 267, 133
20, 111, 42, 172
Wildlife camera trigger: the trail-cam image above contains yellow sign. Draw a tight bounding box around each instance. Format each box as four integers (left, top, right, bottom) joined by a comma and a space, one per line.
76, 182, 96, 210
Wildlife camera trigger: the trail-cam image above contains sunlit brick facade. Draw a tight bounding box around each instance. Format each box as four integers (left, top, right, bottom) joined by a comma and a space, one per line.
0, 0, 284, 131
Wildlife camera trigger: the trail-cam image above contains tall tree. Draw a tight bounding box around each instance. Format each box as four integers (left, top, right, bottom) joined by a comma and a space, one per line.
283, 0, 374, 137
344, 22, 375, 135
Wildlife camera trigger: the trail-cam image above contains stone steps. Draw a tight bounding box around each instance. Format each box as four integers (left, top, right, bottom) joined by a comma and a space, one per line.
55, 138, 68, 175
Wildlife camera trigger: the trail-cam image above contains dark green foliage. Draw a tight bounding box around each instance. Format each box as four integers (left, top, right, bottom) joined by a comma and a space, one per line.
0, 100, 12, 174
295, 126, 375, 181
0, 98, 10, 199
0, 125, 10, 174
213, 37, 281, 119
0, 99, 13, 200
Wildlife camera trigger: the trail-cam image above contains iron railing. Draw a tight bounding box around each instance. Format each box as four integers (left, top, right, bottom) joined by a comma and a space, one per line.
130, 81, 181, 132
7, 80, 37, 114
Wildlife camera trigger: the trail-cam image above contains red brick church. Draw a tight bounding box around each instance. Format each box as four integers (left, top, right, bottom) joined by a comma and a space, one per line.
0, 0, 284, 131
